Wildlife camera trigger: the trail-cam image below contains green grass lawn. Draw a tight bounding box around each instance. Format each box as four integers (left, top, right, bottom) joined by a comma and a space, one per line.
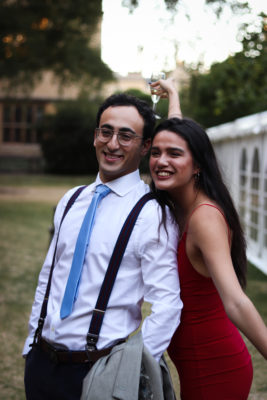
0, 175, 267, 399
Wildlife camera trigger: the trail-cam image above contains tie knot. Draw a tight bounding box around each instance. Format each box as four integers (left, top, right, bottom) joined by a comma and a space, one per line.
95, 184, 111, 197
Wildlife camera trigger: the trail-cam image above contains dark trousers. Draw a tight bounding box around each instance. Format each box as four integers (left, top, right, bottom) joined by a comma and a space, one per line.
24, 346, 92, 400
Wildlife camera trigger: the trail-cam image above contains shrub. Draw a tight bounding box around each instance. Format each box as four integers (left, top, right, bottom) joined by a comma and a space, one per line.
41, 99, 99, 174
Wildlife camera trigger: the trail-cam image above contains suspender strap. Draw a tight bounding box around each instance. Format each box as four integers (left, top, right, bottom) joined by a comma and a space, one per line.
86, 192, 154, 350
33, 185, 87, 345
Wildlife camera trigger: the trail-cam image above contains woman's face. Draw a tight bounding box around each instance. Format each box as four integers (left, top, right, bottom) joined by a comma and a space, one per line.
150, 130, 198, 194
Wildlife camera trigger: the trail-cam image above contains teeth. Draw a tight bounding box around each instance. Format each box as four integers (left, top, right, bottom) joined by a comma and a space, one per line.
105, 154, 121, 159
157, 171, 171, 176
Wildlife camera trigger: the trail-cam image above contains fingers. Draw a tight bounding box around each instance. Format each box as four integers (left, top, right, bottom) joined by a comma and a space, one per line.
149, 81, 168, 98
149, 79, 164, 88
149, 78, 175, 96
151, 88, 168, 99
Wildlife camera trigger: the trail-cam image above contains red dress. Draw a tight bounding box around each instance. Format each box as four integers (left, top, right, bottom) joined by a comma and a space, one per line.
168, 205, 253, 400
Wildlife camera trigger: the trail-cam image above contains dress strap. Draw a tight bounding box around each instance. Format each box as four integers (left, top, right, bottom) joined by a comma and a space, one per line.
185, 203, 231, 244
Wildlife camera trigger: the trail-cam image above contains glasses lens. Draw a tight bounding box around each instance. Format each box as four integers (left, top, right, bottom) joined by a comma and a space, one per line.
98, 128, 112, 142
96, 128, 139, 146
117, 132, 135, 145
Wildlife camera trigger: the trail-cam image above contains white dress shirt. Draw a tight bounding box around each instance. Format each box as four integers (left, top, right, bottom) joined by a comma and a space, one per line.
23, 170, 182, 361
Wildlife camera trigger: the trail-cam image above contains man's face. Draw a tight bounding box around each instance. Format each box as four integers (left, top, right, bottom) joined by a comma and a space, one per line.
94, 106, 151, 182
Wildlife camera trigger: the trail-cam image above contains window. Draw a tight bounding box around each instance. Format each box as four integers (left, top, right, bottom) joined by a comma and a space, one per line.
249, 148, 260, 241
264, 168, 267, 248
3, 105, 12, 142
2, 102, 44, 143
239, 149, 247, 222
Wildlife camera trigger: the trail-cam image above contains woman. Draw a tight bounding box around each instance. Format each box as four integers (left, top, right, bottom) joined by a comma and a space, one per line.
149, 79, 267, 399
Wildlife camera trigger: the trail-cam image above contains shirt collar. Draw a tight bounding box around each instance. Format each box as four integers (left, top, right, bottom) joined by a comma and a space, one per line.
95, 170, 142, 197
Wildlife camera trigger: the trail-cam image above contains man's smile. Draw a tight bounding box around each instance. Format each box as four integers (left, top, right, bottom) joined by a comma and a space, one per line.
103, 151, 123, 162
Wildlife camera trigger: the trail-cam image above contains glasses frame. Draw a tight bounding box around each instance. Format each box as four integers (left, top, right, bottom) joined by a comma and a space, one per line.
95, 128, 143, 146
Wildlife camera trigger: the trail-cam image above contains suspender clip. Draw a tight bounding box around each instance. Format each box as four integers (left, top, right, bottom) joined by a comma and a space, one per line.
32, 317, 45, 346
86, 333, 98, 352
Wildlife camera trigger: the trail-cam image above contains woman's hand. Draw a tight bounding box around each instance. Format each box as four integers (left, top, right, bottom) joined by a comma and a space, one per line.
150, 78, 182, 118
149, 77, 176, 99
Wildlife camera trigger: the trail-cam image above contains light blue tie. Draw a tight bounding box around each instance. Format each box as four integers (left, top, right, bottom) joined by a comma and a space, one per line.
60, 184, 111, 319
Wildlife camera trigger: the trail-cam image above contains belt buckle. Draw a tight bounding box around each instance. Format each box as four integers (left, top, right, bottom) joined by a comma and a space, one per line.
85, 345, 96, 362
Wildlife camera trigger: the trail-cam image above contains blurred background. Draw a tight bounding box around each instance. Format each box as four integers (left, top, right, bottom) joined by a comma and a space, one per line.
0, 0, 266, 398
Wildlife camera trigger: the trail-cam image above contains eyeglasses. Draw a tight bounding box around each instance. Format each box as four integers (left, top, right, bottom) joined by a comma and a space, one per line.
95, 128, 143, 146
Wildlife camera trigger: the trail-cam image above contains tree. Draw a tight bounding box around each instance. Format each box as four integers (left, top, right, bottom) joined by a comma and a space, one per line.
41, 99, 99, 174
0, 0, 113, 91
0, 0, 250, 91
180, 13, 267, 127
123, 0, 249, 15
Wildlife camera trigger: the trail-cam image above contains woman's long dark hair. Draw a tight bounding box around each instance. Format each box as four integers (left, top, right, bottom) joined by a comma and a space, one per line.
151, 118, 247, 288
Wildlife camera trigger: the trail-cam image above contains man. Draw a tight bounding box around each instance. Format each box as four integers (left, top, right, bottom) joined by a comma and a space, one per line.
23, 93, 182, 400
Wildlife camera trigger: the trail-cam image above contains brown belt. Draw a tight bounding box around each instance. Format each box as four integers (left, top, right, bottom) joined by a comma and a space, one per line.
39, 337, 115, 364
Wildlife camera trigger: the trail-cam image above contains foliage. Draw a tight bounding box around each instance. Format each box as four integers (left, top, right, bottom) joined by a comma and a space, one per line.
181, 13, 267, 127
0, 0, 113, 90
125, 88, 169, 120
125, 88, 151, 103
0, 0, 251, 91
123, 0, 249, 15
41, 99, 100, 174
239, 12, 267, 57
